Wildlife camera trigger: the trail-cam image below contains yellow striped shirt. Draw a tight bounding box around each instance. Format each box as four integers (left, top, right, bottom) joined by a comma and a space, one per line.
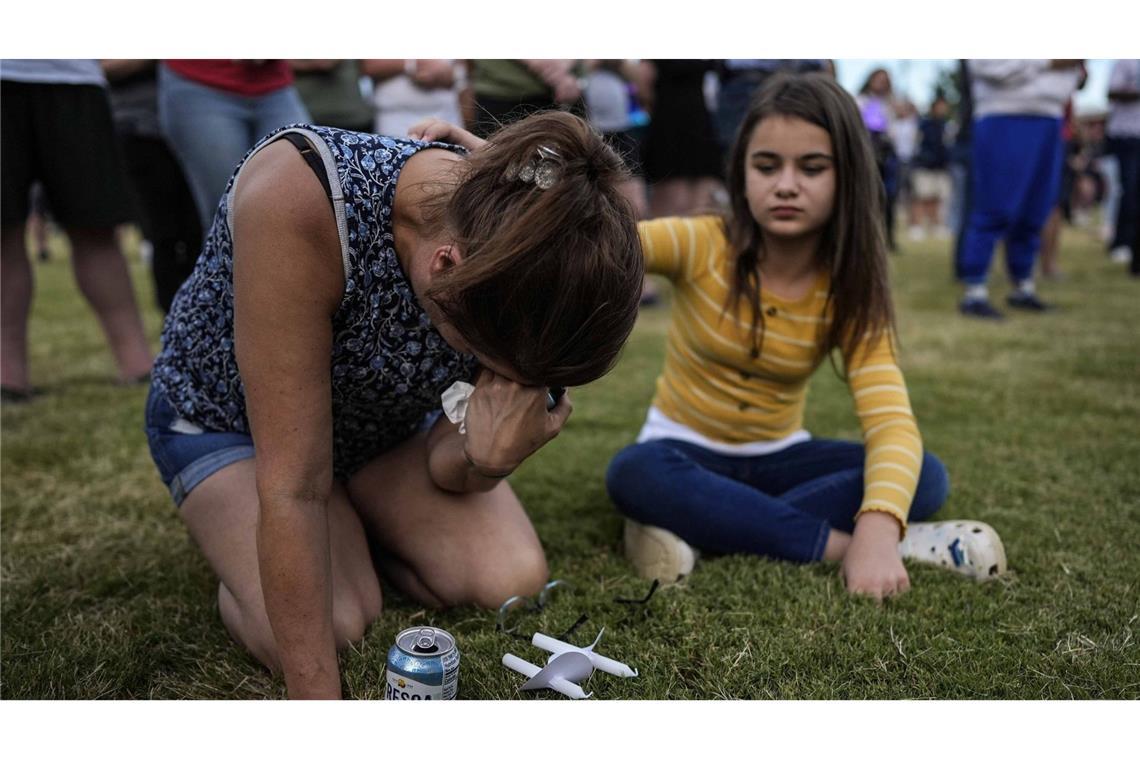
640, 215, 923, 529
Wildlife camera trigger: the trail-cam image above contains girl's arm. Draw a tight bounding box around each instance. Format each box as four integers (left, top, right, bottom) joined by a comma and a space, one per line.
232, 141, 346, 699
637, 216, 720, 281
840, 332, 924, 598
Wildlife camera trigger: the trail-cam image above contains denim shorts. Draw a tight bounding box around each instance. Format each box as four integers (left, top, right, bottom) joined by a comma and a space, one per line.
144, 385, 255, 507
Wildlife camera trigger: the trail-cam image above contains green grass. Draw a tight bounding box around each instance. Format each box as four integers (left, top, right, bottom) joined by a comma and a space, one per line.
2, 225, 1138, 700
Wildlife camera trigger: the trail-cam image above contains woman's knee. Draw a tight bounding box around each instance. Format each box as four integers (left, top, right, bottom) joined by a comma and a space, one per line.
474, 547, 549, 609
445, 542, 549, 610
911, 452, 951, 521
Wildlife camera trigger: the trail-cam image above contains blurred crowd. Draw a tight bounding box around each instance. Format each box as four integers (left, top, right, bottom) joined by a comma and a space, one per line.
2, 59, 1137, 398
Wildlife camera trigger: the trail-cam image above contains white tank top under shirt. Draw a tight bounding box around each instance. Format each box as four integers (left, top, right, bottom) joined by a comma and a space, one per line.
636, 406, 811, 456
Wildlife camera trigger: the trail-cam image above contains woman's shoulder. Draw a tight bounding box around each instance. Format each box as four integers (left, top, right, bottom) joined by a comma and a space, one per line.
311, 126, 466, 164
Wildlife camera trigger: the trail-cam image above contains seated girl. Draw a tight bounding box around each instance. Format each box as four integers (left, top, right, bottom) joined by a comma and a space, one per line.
604, 73, 1006, 597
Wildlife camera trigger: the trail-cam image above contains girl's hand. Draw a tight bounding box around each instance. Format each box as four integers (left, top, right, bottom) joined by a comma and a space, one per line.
840, 512, 910, 600
461, 369, 572, 474
406, 118, 486, 152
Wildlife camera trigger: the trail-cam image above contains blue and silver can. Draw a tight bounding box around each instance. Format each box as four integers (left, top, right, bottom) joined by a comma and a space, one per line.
384, 626, 459, 700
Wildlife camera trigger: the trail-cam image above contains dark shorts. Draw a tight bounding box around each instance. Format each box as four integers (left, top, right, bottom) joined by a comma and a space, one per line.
144, 385, 254, 507
1, 80, 135, 227
144, 384, 442, 506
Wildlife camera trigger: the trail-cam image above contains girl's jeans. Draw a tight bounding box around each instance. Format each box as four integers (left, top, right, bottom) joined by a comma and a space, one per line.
606, 438, 949, 563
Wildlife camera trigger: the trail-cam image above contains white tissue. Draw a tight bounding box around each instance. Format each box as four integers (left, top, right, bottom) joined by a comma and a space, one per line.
441, 381, 476, 434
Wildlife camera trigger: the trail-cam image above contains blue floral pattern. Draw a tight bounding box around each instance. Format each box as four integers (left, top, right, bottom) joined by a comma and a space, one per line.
152, 125, 477, 479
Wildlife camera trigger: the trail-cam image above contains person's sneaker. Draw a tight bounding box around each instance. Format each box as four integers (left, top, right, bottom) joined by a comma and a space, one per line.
959, 298, 1005, 320
623, 519, 698, 584
1109, 246, 1132, 264
1006, 292, 1053, 312
898, 520, 1007, 581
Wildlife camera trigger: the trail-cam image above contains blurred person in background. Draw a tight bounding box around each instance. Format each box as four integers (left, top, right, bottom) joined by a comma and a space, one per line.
641, 59, 725, 217
362, 59, 465, 138
714, 60, 827, 154
891, 99, 920, 240
1105, 58, 1140, 267
158, 60, 311, 233
910, 94, 953, 240
27, 183, 53, 262
291, 60, 374, 133
1039, 64, 1089, 280
103, 59, 203, 313
584, 60, 649, 220
584, 59, 658, 304
957, 59, 1082, 319
949, 60, 974, 279
857, 68, 900, 251
1, 59, 154, 402
468, 60, 584, 138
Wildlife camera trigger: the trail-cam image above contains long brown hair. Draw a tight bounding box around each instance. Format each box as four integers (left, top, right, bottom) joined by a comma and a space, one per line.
723, 72, 896, 366
424, 111, 644, 387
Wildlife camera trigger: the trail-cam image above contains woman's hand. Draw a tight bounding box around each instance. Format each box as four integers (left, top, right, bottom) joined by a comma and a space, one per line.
461, 370, 572, 475
840, 511, 910, 600
407, 118, 486, 152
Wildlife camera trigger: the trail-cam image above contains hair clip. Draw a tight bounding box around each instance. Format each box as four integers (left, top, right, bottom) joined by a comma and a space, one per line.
504, 145, 562, 190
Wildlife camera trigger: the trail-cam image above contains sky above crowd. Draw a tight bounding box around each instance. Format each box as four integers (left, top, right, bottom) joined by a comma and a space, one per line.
835, 59, 1115, 115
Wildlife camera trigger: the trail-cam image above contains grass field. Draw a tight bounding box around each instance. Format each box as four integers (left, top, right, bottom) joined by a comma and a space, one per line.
1, 224, 1137, 700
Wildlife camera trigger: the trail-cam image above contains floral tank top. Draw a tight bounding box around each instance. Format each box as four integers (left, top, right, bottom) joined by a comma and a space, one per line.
151, 124, 478, 478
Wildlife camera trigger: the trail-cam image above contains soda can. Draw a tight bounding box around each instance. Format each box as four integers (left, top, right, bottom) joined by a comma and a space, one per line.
384, 626, 459, 700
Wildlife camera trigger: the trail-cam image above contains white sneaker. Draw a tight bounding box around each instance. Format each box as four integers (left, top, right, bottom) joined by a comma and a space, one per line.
898, 520, 1007, 581
908, 225, 927, 241
1109, 246, 1132, 264
623, 519, 698, 583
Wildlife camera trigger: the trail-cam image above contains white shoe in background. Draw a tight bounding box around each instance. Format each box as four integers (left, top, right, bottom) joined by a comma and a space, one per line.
1109, 246, 1132, 264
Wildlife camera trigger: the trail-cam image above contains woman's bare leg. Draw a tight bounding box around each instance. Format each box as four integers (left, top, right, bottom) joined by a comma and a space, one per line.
346, 429, 548, 610
179, 458, 383, 670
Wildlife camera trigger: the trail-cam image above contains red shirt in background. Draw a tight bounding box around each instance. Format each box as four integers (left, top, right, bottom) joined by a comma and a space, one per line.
164, 60, 293, 96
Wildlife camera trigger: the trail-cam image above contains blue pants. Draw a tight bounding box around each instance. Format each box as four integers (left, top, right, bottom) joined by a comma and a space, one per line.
959, 115, 1064, 285
1108, 136, 1140, 252
157, 64, 310, 232
606, 438, 949, 564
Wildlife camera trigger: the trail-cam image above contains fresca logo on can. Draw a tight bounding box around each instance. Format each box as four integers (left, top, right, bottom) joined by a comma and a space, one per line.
385, 626, 460, 700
